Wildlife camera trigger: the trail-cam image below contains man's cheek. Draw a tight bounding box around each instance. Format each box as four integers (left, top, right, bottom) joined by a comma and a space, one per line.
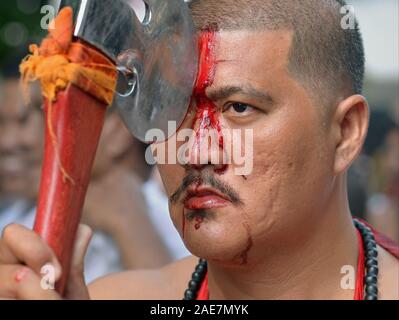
225, 127, 254, 176
248, 137, 298, 199
251, 131, 324, 211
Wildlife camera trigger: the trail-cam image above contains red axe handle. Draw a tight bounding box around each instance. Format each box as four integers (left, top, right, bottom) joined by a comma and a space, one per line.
34, 84, 107, 294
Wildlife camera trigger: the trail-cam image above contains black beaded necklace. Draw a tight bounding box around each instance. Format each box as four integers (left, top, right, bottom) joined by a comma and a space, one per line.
183, 219, 379, 300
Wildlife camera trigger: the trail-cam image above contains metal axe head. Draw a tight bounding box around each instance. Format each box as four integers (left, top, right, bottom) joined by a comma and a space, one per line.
53, 0, 198, 141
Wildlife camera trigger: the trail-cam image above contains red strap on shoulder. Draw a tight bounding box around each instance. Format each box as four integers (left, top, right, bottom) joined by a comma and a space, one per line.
354, 228, 365, 300
357, 218, 399, 259
196, 273, 209, 300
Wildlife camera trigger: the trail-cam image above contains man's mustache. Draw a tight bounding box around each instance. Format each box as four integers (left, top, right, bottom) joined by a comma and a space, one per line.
169, 171, 243, 206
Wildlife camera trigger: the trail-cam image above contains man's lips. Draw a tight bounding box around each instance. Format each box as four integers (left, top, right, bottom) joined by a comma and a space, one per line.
184, 185, 231, 210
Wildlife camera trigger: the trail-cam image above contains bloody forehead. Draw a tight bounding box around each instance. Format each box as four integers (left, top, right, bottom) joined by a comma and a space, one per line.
194, 30, 218, 95
190, 30, 225, 157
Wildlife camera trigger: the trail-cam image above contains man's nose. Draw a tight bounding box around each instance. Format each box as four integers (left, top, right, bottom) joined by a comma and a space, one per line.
185, 128, 228, 173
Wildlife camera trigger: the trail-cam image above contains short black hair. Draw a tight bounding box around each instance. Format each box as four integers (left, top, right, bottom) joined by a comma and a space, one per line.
189, 0, 365, 109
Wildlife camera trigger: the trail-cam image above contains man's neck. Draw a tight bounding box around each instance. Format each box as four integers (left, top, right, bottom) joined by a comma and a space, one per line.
207, 183, 359, 299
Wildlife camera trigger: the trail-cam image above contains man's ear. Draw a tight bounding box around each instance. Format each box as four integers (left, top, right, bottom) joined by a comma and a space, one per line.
332, 94, 369, 174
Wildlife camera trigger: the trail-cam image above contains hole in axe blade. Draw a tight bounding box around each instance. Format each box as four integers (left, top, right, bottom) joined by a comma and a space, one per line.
128, 0, 152, 25
142, 1, 152, 25
116, 66, 137, 98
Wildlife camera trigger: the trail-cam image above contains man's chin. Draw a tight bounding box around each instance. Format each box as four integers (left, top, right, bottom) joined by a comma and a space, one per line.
181, 217, 251, 264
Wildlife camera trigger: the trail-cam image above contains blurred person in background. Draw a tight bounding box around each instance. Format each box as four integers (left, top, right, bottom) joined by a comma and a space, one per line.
84, 108, 189, 269
348, 109, 399, 241
0, 54, 185, 282
0, 54, 43, 231
365, 111, 399, 242
142, 167, 191, 261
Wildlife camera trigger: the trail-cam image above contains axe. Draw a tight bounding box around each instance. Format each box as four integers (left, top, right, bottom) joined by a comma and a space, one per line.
29, 0, 198, 294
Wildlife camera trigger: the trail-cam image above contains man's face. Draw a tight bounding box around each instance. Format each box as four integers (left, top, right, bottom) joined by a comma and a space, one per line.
0, 79, 43, 200
157, 30, 336, 264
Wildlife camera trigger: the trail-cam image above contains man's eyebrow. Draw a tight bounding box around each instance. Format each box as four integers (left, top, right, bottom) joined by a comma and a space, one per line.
206, 85, 273, 103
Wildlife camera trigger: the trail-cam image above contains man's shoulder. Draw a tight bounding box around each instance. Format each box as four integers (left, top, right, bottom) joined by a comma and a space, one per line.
378, 245, 399, 300
361, 221, 399, 299
88, 255, 198, 300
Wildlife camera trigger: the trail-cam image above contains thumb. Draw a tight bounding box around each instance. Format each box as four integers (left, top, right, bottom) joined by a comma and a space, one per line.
64, 224, 93, 300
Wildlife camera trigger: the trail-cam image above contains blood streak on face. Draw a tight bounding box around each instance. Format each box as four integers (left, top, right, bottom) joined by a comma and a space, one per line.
191, 30, 224, 155
181, 30, 227, 237
194, 215, 204, 230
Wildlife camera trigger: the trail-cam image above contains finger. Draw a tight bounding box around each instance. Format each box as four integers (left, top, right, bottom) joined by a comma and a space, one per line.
71, 224, 92, 275
16, 266, 61, 300
65, 224, 92, 300
0, 265, 60, 300
0, 265, 19, 299
0, 224, 62, 279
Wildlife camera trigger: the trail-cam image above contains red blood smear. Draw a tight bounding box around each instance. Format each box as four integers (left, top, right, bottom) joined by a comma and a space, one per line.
192, 31, 224, 153
183, 31, 224, 237
240, 218, 253, 265
239, 234, 253, 265
195, 215, 204, 230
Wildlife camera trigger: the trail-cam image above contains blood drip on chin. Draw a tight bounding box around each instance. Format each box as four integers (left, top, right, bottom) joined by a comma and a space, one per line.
233, 212, 253, 265
194, 215, 204, 230
239, 231, 253, 265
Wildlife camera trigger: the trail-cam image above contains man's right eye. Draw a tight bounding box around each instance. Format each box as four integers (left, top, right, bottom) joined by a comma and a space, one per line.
223, 102, 257, 117
231, 103, 250, 113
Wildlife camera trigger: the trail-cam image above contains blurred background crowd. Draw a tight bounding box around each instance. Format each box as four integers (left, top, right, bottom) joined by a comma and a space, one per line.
0, 0, 398, 282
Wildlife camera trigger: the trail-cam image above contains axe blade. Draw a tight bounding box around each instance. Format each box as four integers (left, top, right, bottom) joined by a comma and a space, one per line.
56, 0, 198, 141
